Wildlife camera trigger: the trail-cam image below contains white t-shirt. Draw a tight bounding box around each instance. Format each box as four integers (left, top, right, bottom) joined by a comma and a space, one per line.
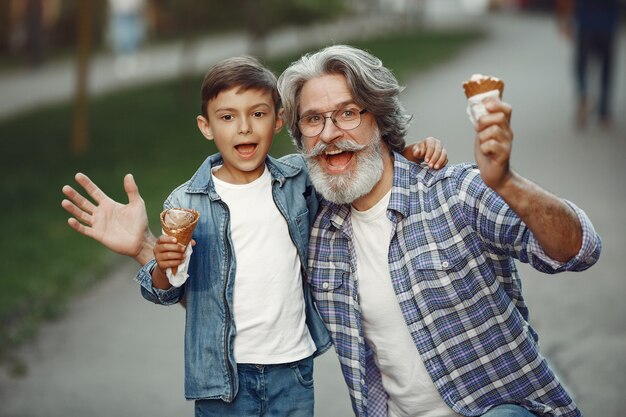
351, 191, 461, 417
212, 165, 315, 364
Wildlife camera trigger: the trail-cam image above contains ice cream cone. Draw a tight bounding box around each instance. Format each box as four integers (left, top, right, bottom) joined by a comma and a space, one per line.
463, 74, 504, 99
160, 208, 200, 274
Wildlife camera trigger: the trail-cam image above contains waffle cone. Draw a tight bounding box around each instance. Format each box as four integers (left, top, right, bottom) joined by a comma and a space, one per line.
463, 74, 504, 99
160, 208, 200, 274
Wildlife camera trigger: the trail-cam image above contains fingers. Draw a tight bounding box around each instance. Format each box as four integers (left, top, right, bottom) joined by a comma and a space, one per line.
475, 100, 513, 150
414, 137, 447, 169
75, 172, 109, 204
156, 234, 182, 247
67, 217, 96, 239
476, 118, 513, 146
411, 142, 426, 159
62, 184, 96, 215
123, 173, 142, 204
433, 147, 448, 169
475, 117, 513, 166
482, 99, 512, 124
154, 235, 186, 270
61, 197, 93, 225
477, 136, 509, 158
423, 139, 442, 169
476, 112, 508, 132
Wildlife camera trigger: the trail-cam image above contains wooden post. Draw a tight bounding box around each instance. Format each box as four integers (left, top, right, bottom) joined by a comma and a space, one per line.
71, 0, 94, 156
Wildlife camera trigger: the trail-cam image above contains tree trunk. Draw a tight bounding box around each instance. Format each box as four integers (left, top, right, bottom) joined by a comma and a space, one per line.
72, 0, 94, 156
25, 0, 44, 66
0, 1, 10, 52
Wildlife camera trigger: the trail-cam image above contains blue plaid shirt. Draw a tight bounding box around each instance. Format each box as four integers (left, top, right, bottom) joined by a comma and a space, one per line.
308, 154, 601, 417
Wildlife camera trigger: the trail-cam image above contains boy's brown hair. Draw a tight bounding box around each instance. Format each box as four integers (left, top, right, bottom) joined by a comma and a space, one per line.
200, 56, 281, 118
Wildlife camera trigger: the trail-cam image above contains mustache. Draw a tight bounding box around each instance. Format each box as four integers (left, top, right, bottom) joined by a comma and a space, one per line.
304, 139, 368, 158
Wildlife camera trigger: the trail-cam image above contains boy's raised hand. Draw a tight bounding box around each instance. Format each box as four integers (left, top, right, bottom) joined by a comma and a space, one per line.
61, 173, 153, 260
403, 136, 449, 169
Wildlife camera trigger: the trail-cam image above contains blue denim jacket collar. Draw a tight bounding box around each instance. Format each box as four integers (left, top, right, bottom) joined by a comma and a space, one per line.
185, 153, 304, 197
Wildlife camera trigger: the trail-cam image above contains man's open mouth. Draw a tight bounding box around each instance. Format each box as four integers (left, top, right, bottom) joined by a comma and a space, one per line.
324, 149, 354, 169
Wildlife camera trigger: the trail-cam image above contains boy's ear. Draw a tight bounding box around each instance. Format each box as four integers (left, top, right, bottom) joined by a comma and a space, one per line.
274, 107, 285, 134
196, 115, 214, 141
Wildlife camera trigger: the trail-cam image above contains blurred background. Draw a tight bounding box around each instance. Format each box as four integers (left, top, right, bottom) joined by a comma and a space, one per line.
0, 0, 624, 416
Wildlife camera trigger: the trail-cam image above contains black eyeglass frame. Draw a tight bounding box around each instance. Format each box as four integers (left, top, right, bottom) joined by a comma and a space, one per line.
297, 108, 368, 137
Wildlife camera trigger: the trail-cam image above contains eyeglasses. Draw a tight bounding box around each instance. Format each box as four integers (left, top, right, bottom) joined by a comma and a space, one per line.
298, 108, 368, 137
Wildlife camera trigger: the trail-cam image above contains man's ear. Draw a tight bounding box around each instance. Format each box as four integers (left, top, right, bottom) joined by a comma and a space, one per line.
197, 115, 213, 141
274, 108, 285, 134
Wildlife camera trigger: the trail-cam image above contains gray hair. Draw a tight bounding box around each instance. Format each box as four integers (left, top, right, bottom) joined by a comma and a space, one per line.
277, 44, 411, 152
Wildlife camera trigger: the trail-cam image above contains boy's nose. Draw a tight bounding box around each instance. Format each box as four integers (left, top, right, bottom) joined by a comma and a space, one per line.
238, 118, 252, 135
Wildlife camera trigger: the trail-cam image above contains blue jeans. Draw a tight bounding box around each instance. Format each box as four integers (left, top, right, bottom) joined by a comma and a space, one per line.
483, 404, 537, 417
195, 356, 314, 416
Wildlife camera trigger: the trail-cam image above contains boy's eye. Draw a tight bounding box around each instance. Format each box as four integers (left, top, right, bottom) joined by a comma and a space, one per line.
253, 111, 265, 118
221, 115, 233, 121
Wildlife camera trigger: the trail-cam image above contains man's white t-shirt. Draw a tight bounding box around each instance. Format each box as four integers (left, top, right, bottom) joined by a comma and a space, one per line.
351, 191, 461, 417
212, 165, 315, 364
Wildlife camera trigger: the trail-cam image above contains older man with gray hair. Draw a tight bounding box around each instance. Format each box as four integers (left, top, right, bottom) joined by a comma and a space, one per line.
277, 45, 600, 417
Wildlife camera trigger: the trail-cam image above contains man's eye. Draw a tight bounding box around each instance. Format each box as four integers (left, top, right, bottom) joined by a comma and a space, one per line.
306, 115, 321, 124
340, 108, 359, 119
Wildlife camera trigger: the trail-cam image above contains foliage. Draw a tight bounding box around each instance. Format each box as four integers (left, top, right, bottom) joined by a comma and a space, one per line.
157, 0, 345, 36
0, 0, 346, 65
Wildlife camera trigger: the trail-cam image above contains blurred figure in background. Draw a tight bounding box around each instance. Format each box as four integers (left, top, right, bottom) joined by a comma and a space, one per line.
557, 0, 620, 129
108, 0, 148, 77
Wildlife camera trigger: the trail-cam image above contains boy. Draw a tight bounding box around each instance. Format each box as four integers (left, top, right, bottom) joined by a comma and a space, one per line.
62, 55, 448, 416
143, 56, 327, 416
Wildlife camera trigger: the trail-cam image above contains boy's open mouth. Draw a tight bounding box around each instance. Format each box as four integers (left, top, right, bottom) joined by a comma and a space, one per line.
235, 143, 257, 157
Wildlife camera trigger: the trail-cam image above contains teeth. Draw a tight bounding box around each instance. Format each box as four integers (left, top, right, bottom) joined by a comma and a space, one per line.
325, 149, 343, 155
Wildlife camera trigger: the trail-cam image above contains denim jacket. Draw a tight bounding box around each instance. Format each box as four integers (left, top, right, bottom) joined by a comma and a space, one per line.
135, 153, 332, 402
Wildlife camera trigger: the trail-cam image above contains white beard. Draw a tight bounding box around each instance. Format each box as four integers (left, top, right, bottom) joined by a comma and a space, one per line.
304, 128, 384, 205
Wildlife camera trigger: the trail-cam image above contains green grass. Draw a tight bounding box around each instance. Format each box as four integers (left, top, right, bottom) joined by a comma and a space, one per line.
0, 27, 483, 364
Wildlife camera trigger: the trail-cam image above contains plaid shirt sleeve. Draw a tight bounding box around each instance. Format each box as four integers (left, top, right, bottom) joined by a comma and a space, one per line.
527, 199, 601, 271
454, 167, 601, 274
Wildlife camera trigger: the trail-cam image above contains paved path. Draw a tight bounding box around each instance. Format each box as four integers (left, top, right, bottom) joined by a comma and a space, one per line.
1, 11, 625, 417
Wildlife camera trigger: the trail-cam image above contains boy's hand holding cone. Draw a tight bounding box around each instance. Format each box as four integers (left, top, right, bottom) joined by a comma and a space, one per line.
160, 208, 200, 275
